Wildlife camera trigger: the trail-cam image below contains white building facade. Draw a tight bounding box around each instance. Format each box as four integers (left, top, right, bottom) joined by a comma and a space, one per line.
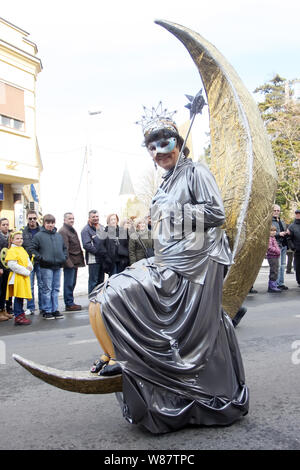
0, 17, 42, 228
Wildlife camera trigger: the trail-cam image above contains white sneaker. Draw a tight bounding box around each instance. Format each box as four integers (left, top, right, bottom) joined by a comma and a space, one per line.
25, 309, 34, 316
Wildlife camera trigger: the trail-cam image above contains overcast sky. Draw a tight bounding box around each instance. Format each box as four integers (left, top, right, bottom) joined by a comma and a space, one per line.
1, 0, 299, 228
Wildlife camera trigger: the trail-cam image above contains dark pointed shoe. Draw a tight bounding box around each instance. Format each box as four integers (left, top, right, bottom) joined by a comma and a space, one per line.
232, 307, 247, 328
99, 362, 122, 376
249, 287, 258, 294
90, 357, 109, 373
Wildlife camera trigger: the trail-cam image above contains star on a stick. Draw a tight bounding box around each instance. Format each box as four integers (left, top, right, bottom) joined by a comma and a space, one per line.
184, 90, 206, 119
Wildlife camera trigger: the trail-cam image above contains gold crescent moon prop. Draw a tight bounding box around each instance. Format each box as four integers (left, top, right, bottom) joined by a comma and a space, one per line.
13, 21, 277, 394
155, 20, 277, 317
12, 354, 122, 394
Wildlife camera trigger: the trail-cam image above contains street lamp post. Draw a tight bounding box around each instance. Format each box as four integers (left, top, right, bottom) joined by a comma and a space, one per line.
86, 110, 101, 212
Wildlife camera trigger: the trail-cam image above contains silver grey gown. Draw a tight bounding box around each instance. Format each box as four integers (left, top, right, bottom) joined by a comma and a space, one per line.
90, 157, 249, 434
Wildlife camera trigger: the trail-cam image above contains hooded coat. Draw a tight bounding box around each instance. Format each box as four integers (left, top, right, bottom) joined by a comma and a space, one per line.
31, 226, 67, 269
5, 245, 32, 299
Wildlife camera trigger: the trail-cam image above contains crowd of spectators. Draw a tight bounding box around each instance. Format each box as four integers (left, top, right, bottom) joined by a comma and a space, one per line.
266, 205, 300, 293
0, 209, 153, 325
0, 203, 299, 326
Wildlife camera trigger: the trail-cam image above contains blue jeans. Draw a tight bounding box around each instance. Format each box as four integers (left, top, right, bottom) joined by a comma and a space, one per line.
88, 264, 104, 294
40, 268, 61, 313
277, 246, 287, 286
13, 297, 24, 317
63, 267, 78, 306
27, 263, 43, 311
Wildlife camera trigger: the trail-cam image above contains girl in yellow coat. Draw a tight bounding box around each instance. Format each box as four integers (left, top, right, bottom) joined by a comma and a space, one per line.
5, 231, 33, 326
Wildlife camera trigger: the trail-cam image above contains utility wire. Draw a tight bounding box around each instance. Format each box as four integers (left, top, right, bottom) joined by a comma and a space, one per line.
43, 147, 85, 155
93, 144, 142, 157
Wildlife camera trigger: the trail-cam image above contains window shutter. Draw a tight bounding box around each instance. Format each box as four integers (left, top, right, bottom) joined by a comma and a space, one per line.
0, 82, 25, 122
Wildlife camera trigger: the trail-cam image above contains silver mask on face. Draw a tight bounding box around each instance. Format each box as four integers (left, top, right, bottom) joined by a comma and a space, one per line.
147, 137, 177, 158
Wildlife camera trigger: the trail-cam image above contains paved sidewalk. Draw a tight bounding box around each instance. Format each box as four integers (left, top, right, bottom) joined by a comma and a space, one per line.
62, 263, 300, 306
1, 264, 299, 333
8, 263, 300, 313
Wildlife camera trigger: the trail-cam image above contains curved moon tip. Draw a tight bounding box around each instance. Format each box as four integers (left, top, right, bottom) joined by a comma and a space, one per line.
13, 353, 34, 369
154, 19, 172, 27
12, 353, 123, 394
12, 353, 22, 363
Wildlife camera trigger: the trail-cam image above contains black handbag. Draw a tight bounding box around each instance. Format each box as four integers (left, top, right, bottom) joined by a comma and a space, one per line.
138, 236, 154, 258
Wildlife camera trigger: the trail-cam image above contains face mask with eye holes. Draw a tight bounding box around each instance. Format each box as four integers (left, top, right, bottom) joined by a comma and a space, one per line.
147, 137, 177, 158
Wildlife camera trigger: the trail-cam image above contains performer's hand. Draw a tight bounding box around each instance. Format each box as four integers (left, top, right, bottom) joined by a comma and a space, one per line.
0, 268, 3, 276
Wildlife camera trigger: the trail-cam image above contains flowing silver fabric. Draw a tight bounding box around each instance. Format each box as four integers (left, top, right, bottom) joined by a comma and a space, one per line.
91, 158, 249, 434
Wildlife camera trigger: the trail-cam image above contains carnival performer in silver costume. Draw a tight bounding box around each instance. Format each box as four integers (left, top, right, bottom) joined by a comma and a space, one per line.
89, 105, 249, 434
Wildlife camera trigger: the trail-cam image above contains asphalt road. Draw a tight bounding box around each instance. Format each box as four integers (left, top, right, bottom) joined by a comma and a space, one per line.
0, 267, 299, 451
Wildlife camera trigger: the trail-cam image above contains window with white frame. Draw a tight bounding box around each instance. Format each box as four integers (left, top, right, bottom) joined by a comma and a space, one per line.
0, 114, 25, 131
0, 82, 25, 131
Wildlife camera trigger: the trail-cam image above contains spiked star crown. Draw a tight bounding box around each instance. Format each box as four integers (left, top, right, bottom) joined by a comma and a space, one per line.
136, 102, 178, 138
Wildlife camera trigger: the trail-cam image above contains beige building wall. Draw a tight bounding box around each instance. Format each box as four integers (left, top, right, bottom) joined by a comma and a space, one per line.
0, 17, 42, 229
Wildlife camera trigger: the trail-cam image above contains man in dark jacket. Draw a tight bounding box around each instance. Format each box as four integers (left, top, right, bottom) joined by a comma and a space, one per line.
0, 217, 12, 319
287, 209, 300, 286
104, 214, 129, 276
59, 212, 85, 311
32, 214, 67, 320
272, 204, 288, 290
21, 210, 43, 315
81, 210, 106, 294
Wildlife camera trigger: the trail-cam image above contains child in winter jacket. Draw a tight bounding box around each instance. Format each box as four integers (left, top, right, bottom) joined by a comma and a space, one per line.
5, 231, 33, 325
31, 214, 67, 319
267, 225, 281, 293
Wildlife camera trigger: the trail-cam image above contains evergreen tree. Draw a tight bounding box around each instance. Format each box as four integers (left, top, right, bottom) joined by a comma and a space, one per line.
254, 75, 300, 215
